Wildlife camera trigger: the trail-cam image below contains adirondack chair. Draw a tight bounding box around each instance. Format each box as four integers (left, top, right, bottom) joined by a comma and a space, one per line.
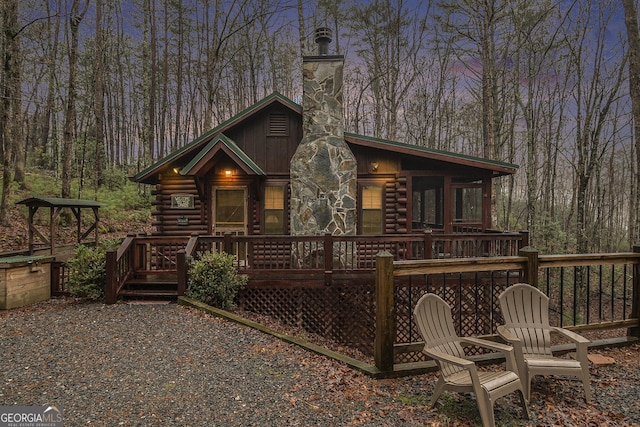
498, 283, 592, 403
413, 293, 529, 427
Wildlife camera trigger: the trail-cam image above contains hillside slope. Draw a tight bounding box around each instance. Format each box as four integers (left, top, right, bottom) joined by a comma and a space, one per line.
0, 172, 153, 254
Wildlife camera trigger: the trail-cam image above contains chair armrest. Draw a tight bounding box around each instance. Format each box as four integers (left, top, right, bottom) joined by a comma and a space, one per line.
497, 325, 520, 343
462, 336, 520, 374
550, 327, 590, 345
423, 348, 475, 369
461, 336, 514, 354
551, 327, 590, 364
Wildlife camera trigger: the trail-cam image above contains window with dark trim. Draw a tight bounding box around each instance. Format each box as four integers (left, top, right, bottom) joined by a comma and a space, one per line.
264, 185, 285, 234
453, 185, 482, 223
412, 177, 444, 229
361, 185, 383, 235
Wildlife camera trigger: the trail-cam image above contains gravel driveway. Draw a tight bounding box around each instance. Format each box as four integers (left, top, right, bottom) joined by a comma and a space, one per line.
1, 299, 639, 426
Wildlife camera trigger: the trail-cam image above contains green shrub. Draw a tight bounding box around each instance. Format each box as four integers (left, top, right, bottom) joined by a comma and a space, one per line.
187, 251, 247, 310
66, 239, 122, 300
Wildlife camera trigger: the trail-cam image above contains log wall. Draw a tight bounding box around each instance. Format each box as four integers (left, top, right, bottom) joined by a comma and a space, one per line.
151, 175, 208, 236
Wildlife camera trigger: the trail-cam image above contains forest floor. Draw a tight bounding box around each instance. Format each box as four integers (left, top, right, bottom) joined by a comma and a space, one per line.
1, 201, 639, 425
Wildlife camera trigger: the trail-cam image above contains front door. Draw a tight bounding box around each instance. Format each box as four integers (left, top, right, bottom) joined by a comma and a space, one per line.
212, 187, 248, 261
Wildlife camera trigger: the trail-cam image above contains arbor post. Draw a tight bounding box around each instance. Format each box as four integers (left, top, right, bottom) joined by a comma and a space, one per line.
375, 251, 395, 373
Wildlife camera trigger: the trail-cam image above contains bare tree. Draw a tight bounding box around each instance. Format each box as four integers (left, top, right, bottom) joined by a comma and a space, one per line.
564, 0, 627, 254
41, 0, 61, 172
622, 0, 640, 246
0, 0, 21, 224
94, 0, 105, 186
62, 0, 89, 200
348, 0, 426, 140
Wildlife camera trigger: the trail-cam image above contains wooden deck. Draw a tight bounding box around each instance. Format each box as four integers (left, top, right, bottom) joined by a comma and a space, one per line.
97, 232, 640, 375
104, 230, 527, 302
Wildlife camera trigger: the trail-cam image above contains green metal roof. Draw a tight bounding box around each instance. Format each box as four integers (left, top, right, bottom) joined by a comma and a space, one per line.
16, 197, 105, 208
132, 91, 518, 183
132, 92, 299, 182
181, 134, 265, 176
344, 132, 518, 174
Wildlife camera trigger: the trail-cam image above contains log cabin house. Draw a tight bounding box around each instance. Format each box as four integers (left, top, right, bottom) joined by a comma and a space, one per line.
103, 31, 530, 356
114, 29, 524, 305
132, 33, 517, 244
132, 91, 516, 240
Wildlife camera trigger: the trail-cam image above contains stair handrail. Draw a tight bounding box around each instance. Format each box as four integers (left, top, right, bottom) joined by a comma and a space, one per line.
105, 233, 137, 304
177, 233, 202, 297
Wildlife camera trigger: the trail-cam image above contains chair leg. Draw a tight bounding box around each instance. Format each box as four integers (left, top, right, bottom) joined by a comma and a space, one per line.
524, 374, 532, 401
476, 391, 496, 427
582, 375, 592, 403
430, 377, 446, 409
518, 390, 529, 419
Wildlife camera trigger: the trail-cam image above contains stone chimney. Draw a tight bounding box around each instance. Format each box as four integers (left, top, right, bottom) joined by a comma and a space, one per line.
290, 28, 357, 239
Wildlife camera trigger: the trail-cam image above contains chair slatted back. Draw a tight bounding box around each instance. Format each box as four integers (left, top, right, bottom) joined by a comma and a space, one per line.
414, 294, 467, 377
499, 283, 553, 356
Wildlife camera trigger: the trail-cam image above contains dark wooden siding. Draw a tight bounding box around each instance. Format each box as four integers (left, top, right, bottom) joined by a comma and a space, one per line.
351, 145, 401, 174
224, 107, 302, 175
151, 175, 208, 236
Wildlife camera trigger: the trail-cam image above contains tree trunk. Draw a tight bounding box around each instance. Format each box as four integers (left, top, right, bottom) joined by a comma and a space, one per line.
94, 0, 105, 187
0, 0, 20, 225
41, 2, 61, 171
622, 0, 640, 247
62, 0, 88, 200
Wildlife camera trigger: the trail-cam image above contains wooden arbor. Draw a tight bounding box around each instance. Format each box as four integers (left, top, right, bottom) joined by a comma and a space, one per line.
16, 197, 105, 255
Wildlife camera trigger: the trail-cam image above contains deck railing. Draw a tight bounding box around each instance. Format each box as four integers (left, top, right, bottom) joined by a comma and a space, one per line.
104, 231, 638, 373
105, 234, 189, 303
182, 230, 527, 270
375, 247, 640, 374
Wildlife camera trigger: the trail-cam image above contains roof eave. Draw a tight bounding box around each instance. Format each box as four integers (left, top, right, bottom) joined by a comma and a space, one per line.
344, 132, 518, 176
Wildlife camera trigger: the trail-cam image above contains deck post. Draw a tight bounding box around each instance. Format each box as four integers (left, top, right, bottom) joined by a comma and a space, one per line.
105, 250, 117, 304
375, 251, 395, 373
223, 233, 233, 254
136, 233, 146, 270
177, 249, 187, 296
424, 230, 433, 259
519, 230, 530, 249
323, 233, 333, 285
518, 246, 539, 288
630, 245, 640, 339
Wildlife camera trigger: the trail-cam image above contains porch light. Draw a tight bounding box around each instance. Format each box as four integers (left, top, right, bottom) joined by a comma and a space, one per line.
172, 167, 181, 174
370, 161, 379, 172
224, 169, 233, 177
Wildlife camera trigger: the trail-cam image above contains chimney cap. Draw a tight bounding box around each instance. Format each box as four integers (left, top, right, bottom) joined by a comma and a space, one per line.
314, 27, 332, 55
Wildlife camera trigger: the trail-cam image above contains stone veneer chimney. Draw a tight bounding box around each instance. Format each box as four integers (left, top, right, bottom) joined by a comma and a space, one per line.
290, 28, 357, 241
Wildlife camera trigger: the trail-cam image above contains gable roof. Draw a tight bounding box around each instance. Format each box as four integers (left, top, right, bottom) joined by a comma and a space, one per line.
181, 134, 265, 176
132, 92, 299, 183
132, 91, 517, 184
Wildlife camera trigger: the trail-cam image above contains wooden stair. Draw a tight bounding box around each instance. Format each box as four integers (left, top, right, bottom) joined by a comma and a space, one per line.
118, 272, 179, 300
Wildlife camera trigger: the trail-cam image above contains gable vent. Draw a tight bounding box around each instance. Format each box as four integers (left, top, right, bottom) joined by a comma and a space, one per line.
268, 113, 288, 136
